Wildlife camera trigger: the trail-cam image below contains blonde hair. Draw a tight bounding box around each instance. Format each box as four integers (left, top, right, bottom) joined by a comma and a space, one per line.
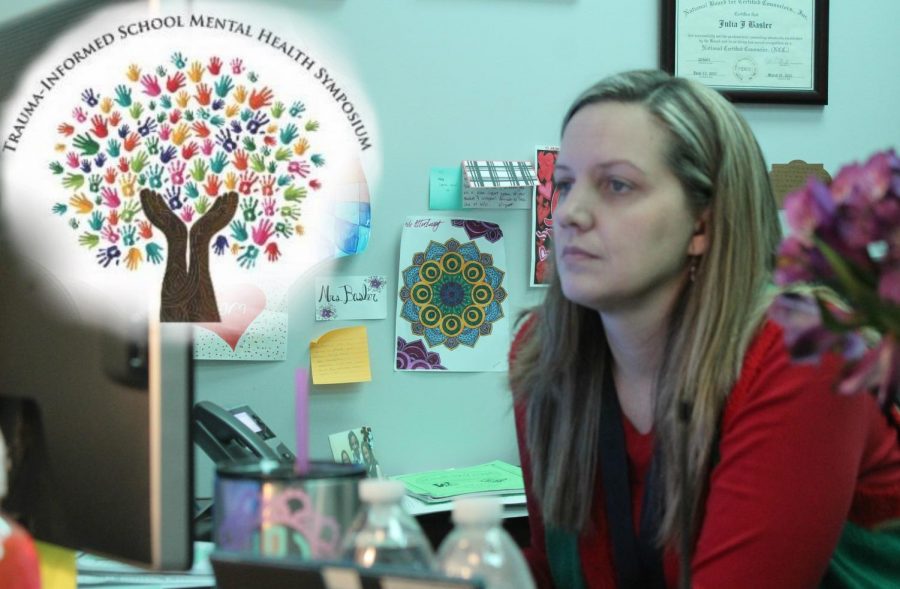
509, 70, 781, 546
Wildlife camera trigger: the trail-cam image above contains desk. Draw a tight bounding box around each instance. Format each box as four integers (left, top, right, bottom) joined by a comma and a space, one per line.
76, 542, 215, 588
78, 510, 531, 587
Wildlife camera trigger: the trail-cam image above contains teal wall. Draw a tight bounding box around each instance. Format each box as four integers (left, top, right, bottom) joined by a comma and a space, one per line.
0, 0, 60, 20
3, 1, 899, 500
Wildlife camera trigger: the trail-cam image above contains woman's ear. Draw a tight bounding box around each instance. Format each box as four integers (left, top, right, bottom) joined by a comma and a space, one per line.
688, 208, 711, 256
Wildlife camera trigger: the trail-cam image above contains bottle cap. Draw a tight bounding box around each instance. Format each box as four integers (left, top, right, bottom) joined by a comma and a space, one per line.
359, 479, 406, 503
452, 496, 503, 525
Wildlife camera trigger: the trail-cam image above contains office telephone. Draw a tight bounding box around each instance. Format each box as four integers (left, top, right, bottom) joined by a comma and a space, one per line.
193, 401, 295, 465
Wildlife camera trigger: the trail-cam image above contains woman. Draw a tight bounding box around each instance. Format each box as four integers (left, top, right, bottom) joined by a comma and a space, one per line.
348, 430, 362, 464
509, 70, 900, 588
361, 440, 382, 479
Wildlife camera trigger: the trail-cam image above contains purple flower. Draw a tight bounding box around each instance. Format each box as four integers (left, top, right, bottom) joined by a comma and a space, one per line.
880, 266, 900, 305
768, 293, 866, 364
784, 179, 836, 240
396, 337, 446, 370
831, 151, 891, 206
365, 275, 386, 293
837, 335, 898, 407
771, 149, 900, 404
774, 236, 818, 286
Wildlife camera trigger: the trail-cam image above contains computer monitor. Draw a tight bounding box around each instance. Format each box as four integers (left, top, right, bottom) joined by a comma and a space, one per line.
0, 241, 195, 570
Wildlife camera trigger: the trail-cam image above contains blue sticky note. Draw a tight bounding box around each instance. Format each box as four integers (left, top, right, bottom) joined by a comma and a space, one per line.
429, 167, 463, 210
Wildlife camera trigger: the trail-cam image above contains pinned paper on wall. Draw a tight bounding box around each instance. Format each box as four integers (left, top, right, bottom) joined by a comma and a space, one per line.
461, 160, 537, 209
395, 216, 510, 372
429, 167, 463, 210
194, 283, 288, 361
309, 326, 372, 384
769, 160, 832, 207
315, 275, 388, 321
532, 146, 560, 286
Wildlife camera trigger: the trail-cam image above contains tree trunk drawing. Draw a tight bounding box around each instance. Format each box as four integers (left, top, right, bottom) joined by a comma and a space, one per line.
140, 189, 239, 322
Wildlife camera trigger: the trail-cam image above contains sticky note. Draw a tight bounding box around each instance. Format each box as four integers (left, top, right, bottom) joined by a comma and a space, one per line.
310, 326, 372, 384
36, 541, 76, 589
428, 167, 463, 210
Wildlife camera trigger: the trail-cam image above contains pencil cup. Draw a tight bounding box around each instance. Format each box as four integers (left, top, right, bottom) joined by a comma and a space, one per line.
213, 459, 366, 560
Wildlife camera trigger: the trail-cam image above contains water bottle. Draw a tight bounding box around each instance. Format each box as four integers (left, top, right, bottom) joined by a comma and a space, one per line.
437, 497, 536, 589
340, 479, 436, 571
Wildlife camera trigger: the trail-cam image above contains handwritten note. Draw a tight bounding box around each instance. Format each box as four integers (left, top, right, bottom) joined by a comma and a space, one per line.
315, 275, 388, 321
461, 185, 532, 209
310, 326, 372, 384
429, 167, 463, 210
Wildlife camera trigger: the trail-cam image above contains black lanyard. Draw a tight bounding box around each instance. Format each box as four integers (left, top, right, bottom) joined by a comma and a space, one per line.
599, 366, 666, 589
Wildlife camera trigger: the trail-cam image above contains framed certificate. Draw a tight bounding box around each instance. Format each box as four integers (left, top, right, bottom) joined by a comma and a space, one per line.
660, 0, 829, 104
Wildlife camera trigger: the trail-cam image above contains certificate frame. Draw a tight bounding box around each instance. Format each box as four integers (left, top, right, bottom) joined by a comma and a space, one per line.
660, 0, 829, 104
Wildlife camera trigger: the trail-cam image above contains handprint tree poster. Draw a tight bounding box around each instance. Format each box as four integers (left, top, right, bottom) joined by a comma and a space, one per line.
0, 2, 379, 327
395, 216, 510, 372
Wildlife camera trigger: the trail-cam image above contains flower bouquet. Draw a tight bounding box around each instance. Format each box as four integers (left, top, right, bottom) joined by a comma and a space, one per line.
768, 149, 899, 410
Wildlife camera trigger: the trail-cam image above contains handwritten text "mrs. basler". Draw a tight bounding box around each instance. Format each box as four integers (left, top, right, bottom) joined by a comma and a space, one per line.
318, 284, 379, 305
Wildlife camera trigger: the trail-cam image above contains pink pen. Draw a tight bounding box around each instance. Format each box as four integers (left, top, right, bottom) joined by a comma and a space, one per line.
295, 368, 309, 474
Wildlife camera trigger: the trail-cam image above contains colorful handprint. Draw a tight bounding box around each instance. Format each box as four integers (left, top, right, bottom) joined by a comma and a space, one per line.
50, 52, 328, 322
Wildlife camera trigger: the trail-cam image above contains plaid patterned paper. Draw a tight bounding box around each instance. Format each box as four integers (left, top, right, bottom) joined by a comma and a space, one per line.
462, 160, 538, 188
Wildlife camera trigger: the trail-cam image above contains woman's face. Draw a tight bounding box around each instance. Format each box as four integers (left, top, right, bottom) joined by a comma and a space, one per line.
348, 432, 359, 452
341, 451, 351, 464
361, 443, 372, 464
553, 101, 705, 314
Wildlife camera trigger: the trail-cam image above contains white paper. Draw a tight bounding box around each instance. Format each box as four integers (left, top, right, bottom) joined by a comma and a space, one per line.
395, 216, 510, 372
315, 275, 388, 321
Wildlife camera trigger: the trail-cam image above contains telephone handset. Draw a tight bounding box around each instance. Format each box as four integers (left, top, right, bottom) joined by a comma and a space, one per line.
193, 400, 295, 465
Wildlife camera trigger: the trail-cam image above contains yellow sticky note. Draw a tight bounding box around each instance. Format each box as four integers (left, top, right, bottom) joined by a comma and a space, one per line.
36, 541, 76, 589
310, 326, 372, 384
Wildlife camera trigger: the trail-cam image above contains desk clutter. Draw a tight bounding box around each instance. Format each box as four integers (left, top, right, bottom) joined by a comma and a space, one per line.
393, 460, 524, 505
205, 457, 534, 588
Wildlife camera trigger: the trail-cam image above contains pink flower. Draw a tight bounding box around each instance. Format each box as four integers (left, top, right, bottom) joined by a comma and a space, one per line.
880, 266, 900, 305
837, 335, 898, 407
774, 236, 818, 285
768, 293, 866, 363
770, 148, 899, 405
832, 151, 891, 206
784, 178, 835, 240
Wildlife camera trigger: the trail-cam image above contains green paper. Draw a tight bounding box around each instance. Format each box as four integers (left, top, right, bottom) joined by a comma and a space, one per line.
429, 167, 463, 210
393, 460, 523, 500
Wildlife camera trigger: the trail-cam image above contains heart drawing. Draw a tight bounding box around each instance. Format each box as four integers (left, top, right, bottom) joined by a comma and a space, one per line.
198, 284, 267, 351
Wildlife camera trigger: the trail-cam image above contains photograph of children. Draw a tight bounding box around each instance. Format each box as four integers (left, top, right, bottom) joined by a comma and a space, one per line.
329, 426, 382, 478
531, 146, 560, 286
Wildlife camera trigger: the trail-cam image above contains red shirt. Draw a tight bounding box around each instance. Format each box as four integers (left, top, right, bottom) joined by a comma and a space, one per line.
512, 319, 900, 588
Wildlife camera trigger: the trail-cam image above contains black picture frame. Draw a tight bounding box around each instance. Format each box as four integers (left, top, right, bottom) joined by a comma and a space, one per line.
660, 0, 829, 105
